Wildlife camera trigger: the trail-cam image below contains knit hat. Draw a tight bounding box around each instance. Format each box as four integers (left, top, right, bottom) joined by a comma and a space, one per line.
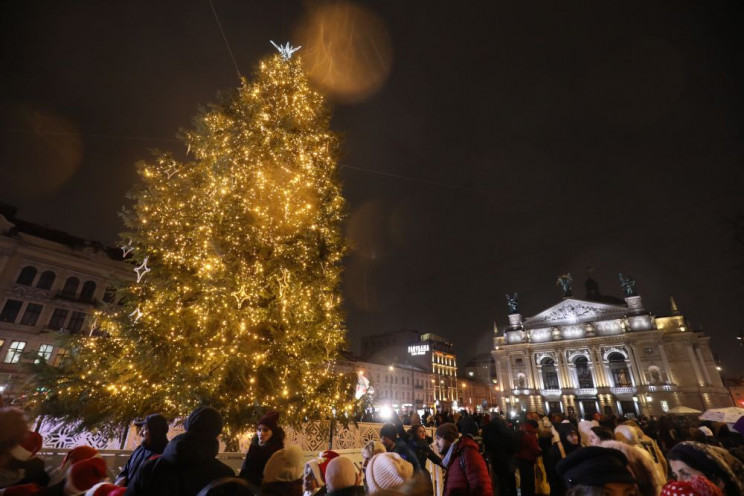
362, 441, 386, 460
379, 423, 398, 440
60, 445, 100, 469
615, 425, 640, 445
184, 406, 223, 438
0, 484, 42, 495
555, 446, 636, 488
325, 456, 358, 492
306, 450, 339, 486
84, 483, 124, 496
257, 411, 279, 432
435, 423, 459, 442
9, 431, 43, 461
262, 445, 304, 483
661, 477, 723, 496
134, 414, 169, 438
668, 442, 744, 496
365, 452, 414, 493
698, 426, 714, 437
64, 457, 108, 496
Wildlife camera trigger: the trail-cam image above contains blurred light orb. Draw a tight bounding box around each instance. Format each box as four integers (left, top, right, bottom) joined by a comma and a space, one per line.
0, 103, 82, 195
295, 2, 393, 103
379, 405, 393, 420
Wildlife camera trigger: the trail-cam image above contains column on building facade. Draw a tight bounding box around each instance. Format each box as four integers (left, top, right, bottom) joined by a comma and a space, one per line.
557, 350, 571, 389
506, 356, 514, 391
686, 344, 704, 386
694, 346, 712, 385
587, 352, 599, 389
658, 344, 675, 384
626, 346, 641, 387
526, 351, 538, 390
591, 347, 608, 387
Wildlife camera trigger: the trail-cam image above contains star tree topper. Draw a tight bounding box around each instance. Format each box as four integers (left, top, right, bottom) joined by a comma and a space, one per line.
270, 40, 301, 60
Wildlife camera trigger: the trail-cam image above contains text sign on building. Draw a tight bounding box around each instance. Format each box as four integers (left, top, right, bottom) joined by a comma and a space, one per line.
408, 344, 429, 356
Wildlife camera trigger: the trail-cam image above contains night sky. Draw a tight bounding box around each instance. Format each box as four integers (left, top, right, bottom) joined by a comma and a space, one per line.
2, 1, 744, 374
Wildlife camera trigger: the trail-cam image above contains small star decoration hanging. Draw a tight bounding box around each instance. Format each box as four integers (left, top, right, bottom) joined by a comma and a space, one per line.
134, 256, 151, 283
121, 240, 134, 258
270, 40, 301, 60
129, 307, 143, 323
231, 285, 250, 308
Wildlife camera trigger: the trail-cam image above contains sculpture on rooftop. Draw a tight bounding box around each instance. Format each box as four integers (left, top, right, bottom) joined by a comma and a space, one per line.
556, 273, 573, 297
618, 273, 638, 297
506, 292, 519, 315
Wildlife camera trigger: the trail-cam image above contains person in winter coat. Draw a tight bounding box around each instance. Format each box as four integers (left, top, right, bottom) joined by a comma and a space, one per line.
239, 411, 285, 486
515, 420, 541, 496
379, 424, 421, 472
546, 424, 580, 496
126, 406, 234, 496
407, 424, 442, 472
116, 414, 169, 486
481, 413, 516, 496
260, 445, 304, 496
668, 441, 744, 496
457, 411, 479, 437
555, 447, 638, 496
599, 440, 665, 496
435, 423, 492, 496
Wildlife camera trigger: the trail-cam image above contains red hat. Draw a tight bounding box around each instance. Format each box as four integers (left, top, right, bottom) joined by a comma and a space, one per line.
9, 431, 43, 461
106, 489, 126, 496
60, 445, 100, 469
83, 483, 123, 496
661, 477, 723, 496
306, 450, 339, 485
64, 457, 108, 495
0, 484, 42, 495
257, 411, 279, 431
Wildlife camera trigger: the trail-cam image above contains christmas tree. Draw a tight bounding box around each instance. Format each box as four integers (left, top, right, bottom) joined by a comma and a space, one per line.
31, 46, 355, 437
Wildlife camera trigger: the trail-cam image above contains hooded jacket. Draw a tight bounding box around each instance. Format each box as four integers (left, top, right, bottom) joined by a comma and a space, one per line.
515, 422, 541, 463
125, 408, 234, 496
125, 433, 233, 496
442, 436, 492, 496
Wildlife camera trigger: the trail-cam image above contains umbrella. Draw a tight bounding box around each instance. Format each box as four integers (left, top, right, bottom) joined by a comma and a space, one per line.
699, 407, 744, 423
666, 406, 702, 414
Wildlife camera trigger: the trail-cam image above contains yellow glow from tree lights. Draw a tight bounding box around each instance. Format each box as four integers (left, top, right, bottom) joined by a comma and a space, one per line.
31, 52, 356, 437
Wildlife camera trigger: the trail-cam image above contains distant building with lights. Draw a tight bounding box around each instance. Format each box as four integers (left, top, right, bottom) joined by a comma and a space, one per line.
355, 329, 495, 412
493, 275, 733, 419
0, 204, 130, 401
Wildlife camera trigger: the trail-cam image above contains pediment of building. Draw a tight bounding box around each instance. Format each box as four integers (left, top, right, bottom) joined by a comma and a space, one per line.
524, 298, 627, 328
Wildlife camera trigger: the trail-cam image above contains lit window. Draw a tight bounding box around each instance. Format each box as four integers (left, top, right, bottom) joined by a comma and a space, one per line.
0, 299, 23, 323
52, 349, 69, 367
36, 344, 54, 364
16, 266, 37, 285
68, 312, 86, 333
4, 341, 26, 364
48, 308, 69, 330
20, 303, 43, 326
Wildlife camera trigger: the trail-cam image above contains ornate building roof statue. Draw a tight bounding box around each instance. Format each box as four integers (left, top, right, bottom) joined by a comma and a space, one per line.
556, 273, 573, 298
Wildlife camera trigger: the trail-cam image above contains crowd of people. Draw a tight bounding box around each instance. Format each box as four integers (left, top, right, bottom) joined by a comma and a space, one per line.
2, 405, 744, 496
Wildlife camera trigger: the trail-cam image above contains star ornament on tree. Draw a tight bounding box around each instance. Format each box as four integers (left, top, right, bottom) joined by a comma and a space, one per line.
231, 285, 250, 309
129, 307, 143, 323
270, 40, 301, 60
121, 240, 134, 258
134, 256, 151, 283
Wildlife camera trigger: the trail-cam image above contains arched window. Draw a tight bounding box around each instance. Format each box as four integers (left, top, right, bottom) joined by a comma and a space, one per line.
16, 266, 37, 285
575, 356, 594, 388
36, 271, 56, 290
60, 277, 79, 298
80, 281, 97, 302
608, 352, 632, 387
541, 358, 560, 389
648, 366, 662, 385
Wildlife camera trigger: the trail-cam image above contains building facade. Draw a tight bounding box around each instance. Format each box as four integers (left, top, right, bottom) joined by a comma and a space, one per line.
0, 205, 130, 401
493, 276, 732, 419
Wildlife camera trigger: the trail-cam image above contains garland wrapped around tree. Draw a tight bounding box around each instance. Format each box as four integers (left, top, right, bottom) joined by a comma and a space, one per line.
30, 47, 357, 438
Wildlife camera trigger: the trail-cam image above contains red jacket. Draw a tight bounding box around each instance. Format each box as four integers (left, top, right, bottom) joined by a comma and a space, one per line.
515, 422, 541, 463
443, 436, 492, 496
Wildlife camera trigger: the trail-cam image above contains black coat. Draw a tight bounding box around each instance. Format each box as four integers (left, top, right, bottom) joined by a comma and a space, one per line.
408, 437, 442, 470
238, 435, 284, 486
125, 432, 234, 496
481, 418, 515, 465
118, 443, 164, 485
